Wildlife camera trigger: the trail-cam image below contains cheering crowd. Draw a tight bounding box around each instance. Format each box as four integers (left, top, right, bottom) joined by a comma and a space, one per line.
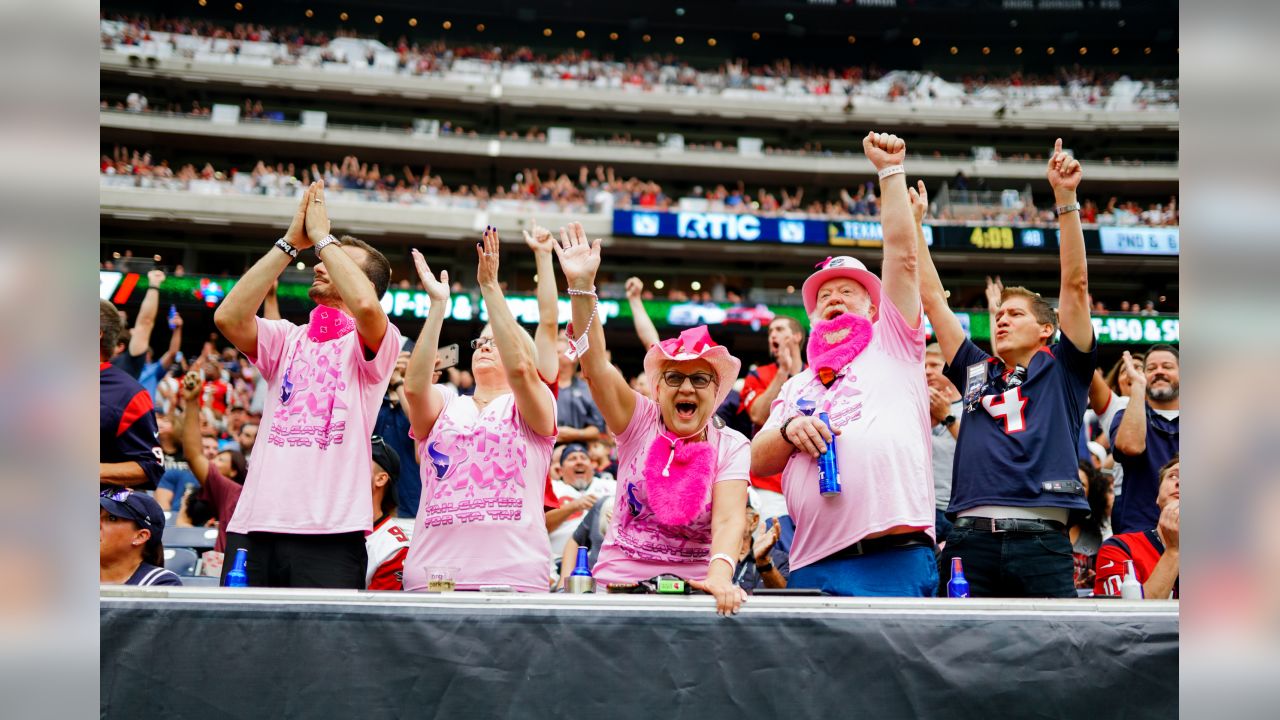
100, 132, 1179, 611
101, 14, 1177, 112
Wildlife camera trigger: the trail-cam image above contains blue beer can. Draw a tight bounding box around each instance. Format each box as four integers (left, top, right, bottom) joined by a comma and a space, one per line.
816, 411, 841, 496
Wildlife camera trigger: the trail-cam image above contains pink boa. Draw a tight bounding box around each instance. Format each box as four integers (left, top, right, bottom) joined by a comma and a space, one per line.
806, 312, 874, 379
643, 433, 715, 526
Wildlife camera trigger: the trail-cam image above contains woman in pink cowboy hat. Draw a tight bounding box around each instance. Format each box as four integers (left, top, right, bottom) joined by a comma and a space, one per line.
554, 222, 750, 615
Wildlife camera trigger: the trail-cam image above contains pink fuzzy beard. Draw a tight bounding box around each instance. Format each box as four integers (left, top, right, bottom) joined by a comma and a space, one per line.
643, 434, 715, 526
807, 312, 874, 380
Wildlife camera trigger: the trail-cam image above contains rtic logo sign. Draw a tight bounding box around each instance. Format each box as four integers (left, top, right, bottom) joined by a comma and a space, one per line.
677, 213, 761, 241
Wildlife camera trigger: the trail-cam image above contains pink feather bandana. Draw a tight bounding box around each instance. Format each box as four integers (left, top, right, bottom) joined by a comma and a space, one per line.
806, 312, 874, 386
307, 306, 356, 343
643, 429, 715, 526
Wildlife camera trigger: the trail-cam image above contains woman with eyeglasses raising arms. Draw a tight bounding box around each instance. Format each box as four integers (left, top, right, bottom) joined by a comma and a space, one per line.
400, 227, 558, 593
555, 222, 750, 615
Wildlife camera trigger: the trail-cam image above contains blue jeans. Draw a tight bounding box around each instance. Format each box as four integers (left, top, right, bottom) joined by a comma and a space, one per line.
789, 545, 938, 597
937, 527, 1076, 598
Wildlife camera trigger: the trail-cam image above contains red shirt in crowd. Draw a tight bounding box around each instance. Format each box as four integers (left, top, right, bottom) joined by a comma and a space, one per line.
739, 362, 784, 494
1093, 529, 1178, 598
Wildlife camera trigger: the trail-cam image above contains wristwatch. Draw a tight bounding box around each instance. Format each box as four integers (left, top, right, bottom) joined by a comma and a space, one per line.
942, 415, 956, 428
1055, 202, 1081, 217
755, 561, 775, 573
314, 234, 340, 254
274, 236, 299, 258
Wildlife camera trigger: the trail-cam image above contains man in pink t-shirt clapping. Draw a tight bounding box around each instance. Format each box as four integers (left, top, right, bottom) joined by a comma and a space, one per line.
751, 132, 937, 597
214, 181, 402, 588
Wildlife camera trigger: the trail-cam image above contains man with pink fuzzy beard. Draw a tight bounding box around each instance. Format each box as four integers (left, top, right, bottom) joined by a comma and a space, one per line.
751, 132, 938, 597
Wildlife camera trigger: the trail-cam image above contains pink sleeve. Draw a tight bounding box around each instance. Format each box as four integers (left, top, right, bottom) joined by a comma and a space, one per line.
713, 433, 751, 484
614, 390, 658, 446
874, 298, 926, 363
252, 317, 297, 383
357, 322, 402, 384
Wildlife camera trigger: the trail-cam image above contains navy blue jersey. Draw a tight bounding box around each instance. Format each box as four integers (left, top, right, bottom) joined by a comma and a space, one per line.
100, 363, 164, 489
126, 562, 183, 587
942, 334, 1096, 519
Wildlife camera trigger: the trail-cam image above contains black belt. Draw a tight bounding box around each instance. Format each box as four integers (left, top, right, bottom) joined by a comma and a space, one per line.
954, 517, 1066, 534
827, 531, 935, 559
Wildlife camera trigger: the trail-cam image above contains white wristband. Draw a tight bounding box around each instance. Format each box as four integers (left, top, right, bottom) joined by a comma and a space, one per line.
877, 165, 906, 180
709, 553, 736, 573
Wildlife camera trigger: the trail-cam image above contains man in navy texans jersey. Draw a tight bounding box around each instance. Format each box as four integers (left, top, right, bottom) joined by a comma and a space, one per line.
100, 300, 164, 489
916, 139, 1095, 598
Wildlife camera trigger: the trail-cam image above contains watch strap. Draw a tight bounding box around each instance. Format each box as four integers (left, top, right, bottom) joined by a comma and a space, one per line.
314, 234, 340, 253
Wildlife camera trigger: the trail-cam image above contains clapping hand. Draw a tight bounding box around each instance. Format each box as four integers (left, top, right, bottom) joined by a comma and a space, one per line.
303, 180, 331, 247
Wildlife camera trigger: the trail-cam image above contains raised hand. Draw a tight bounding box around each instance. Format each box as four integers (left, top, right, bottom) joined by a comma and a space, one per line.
171, 312, 183, 329
286, 183, 315, 249
929, 387, 952, 424
147, 269, 166, 290
1120, 350, 1146, 397
552, 221, 601, 291
411, 248, 450, 303
907, 179, 929, 224
862, 131, 906, 171
1046, 138, 1083, 194
304, 180, 331, 247
984, 275, 1004, 312
1158, 499, 1180, 551
181, 371, 202, 404
521, 218, 556, 254
624, 276, 644, 301
753, 521, 781, 564
476, 225, 501, 288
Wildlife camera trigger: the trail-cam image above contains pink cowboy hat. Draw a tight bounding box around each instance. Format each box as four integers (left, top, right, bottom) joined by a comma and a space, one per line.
801, 255, 883, 320
643, 326, 741, 412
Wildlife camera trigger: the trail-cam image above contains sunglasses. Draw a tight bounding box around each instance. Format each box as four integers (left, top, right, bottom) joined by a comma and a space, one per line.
99, 488, 154, 527
470, 337, 494, 350
661, 371, 715, 389
371, 435, 388, 450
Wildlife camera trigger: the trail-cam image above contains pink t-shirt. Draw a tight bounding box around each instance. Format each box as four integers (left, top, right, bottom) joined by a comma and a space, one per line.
762, 300, 935, 571
402, 385, 556, 593
227, 315, 401, 535
591, 391, 751, 585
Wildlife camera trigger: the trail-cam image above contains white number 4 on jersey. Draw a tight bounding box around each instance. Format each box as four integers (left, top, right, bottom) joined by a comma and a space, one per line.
981, 388, 1028, 433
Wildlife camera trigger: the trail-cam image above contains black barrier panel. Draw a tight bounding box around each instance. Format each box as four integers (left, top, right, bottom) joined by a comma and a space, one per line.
102, 599, 1177, 719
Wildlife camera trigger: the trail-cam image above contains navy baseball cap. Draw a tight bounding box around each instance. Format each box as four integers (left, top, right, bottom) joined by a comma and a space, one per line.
99, 488, 166, 536
560, 443, 591, 462
371, 435, 401, 482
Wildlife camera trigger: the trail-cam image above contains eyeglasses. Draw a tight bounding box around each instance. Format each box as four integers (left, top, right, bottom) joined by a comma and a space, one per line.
661, 371, 715, 389
371, 435, 387, 450
470, 337, 494, 350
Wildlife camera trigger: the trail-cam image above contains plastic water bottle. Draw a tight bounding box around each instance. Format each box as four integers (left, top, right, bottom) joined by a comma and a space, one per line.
1120, 559, 1144, 599
167, 304, 179, 330
565, 546, 595, 594
225, 548, 249, 588
947, 557, 970, 598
